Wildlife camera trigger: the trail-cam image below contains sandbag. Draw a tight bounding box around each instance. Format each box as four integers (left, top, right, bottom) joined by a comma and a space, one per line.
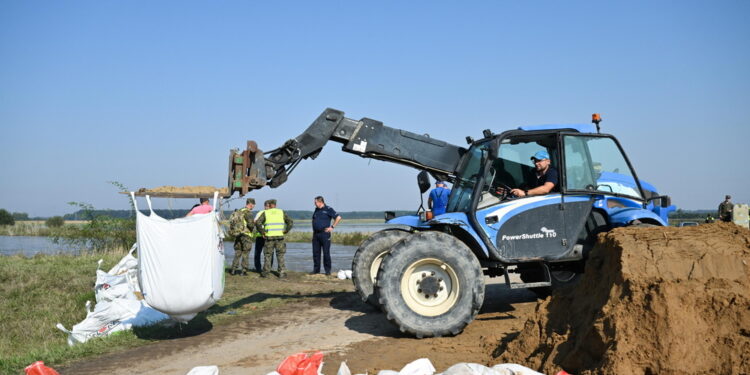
440, 363, 545, 375
57, 250, 169, 346
56, 297, 168, 346
276, 352, 324, 375
95, 245, 141, 302
133, 193, 225, 321
24, 361, 60, 375
185, 365, 220, 375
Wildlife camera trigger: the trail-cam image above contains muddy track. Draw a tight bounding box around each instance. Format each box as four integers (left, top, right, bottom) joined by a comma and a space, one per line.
60, 280, 537, 375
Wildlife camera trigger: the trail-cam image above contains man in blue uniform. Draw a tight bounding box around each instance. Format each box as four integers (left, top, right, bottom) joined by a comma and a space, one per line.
311, 196, 342, 275
428, 181, 451, 216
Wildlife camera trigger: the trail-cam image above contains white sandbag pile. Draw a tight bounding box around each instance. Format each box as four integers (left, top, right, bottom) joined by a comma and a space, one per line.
56, 245, 170, 346
336, 358, 544, 375
333, 358, 546, 375
132, 193, 226, 322
268, 355, 549, 375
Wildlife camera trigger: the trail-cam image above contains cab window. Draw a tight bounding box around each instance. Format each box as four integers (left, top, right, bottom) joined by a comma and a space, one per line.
563, 135, 642, 199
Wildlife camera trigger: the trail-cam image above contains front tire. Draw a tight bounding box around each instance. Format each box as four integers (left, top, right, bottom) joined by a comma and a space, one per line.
351, 229, 411, 308
376, 231, 484, 338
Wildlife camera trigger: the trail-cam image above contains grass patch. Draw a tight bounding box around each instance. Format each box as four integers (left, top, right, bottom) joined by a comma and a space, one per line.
0, 222, 53, 236
284, 231, 371, 246
0, 253, 352, 375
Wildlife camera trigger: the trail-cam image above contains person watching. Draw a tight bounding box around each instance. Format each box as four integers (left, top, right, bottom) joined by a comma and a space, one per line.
509, 150, 559, 198
428, 180, 451, 216
186, 198, 212, 216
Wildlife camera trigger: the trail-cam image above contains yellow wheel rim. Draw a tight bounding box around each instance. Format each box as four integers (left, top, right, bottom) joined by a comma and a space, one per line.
399, 258, 459, 317
370, 251, 389, 283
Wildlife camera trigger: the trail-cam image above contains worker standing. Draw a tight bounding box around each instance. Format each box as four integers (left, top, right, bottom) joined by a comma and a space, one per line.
311, 196, 342, 275
428, 181, 451, 216
255, 199, 294, 278
228, 198, 255, 276
186, 197, 212, 216
252, 201, 270, 273
718, 195, 733, 222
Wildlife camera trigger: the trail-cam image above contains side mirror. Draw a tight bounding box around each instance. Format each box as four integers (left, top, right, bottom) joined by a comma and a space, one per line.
417, 171, 431, 194
660, 196, 672, 208
384, 211, 396, 222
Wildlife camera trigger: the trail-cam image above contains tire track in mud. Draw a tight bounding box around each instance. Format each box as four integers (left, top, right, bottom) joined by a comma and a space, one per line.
59, 293, 399, 375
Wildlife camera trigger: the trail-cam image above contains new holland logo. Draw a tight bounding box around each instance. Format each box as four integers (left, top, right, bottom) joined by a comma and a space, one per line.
501, 227, 557, 241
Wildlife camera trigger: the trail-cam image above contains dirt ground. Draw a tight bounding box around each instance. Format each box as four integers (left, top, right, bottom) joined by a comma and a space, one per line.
59, 278, 537, 375
60, 223, 750, 375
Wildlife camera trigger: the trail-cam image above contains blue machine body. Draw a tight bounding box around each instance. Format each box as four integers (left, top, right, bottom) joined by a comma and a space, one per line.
386, 122, 676, 264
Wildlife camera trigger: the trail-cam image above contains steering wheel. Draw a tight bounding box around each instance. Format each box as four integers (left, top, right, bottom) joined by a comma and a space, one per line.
493, 183, 514, 201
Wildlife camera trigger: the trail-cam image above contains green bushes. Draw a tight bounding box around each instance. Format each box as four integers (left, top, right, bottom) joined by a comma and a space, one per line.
0, 209, 15, 226
45, 216, 65, 228
52, 203, 135, 253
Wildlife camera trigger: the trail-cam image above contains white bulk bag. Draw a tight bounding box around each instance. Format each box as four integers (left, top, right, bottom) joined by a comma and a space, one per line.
132, 193, 225, 322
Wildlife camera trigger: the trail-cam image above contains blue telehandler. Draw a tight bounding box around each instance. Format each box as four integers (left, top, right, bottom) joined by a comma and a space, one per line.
228, 109, 675, 338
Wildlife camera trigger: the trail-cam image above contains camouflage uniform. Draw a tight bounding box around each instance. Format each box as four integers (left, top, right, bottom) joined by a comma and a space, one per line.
719, 198, 733, 222
255, 200, 294, 278
230, 207, 255, 273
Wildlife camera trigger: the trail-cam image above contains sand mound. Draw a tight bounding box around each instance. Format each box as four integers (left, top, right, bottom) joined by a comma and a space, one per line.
497, 222, 750, 374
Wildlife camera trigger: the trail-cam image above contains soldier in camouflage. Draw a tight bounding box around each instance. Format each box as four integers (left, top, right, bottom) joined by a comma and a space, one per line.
719, 195, 733, 222
230, 198, 256, 275
255, 199, 294, 278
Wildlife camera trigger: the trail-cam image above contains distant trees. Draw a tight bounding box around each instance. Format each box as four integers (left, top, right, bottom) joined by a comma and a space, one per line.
45, 216, 65, 228
0, 209, 15, 226
12, 212, 29, 221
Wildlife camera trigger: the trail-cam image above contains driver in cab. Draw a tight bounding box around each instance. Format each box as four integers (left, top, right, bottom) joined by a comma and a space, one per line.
509, 150, 558, 198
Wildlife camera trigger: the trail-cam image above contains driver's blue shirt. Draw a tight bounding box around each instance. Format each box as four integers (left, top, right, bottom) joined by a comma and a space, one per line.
429, 187, 451, 215
531, 167, 559, 192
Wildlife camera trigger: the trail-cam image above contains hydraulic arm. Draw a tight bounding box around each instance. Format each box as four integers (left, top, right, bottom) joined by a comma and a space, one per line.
229, 108, 465, 196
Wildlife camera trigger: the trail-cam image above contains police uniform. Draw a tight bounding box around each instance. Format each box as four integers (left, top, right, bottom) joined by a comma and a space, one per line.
230, 200, 256, 274
255, 200, 294, 278
311, 204, 339, 274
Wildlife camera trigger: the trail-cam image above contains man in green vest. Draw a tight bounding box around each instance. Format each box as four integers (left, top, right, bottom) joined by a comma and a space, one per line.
229, 198, 256, 275
255, 199, 294, 278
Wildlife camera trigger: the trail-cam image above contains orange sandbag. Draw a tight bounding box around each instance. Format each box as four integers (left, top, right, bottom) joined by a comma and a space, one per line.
25, 361, 60, 375
276, 352, 324, 375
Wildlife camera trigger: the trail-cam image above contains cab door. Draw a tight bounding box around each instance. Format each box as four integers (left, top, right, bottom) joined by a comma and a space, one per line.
477, 194, 566, 261
473, 135, 567, 261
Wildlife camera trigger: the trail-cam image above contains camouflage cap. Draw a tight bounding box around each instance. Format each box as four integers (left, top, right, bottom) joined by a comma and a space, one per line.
726, 195, 731, 200
246, 198, 255, 205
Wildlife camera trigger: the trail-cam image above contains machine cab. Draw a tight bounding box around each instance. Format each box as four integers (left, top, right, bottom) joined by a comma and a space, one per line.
449, 126, 648, 263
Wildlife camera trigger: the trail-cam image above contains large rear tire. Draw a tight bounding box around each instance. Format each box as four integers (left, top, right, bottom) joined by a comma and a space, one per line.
351, 229, 411, 308
376, 231, 485, 338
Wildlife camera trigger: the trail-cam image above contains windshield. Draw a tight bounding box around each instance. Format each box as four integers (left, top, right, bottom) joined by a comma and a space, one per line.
446, 141, 492, 212
563, 135, 643, 199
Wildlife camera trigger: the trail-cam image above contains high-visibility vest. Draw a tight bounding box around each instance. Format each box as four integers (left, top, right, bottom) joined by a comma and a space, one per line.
239, 208, 253, 237
264, 208, 285, 237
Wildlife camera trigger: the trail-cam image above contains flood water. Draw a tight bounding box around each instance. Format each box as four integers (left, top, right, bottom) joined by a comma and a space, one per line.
0, 236, 358, 272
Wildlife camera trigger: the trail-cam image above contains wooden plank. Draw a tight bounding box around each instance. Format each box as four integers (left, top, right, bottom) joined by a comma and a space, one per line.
119, 191, 232, 199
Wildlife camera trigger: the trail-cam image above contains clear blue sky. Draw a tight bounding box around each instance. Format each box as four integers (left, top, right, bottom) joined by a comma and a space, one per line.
1, 1, 748, 216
